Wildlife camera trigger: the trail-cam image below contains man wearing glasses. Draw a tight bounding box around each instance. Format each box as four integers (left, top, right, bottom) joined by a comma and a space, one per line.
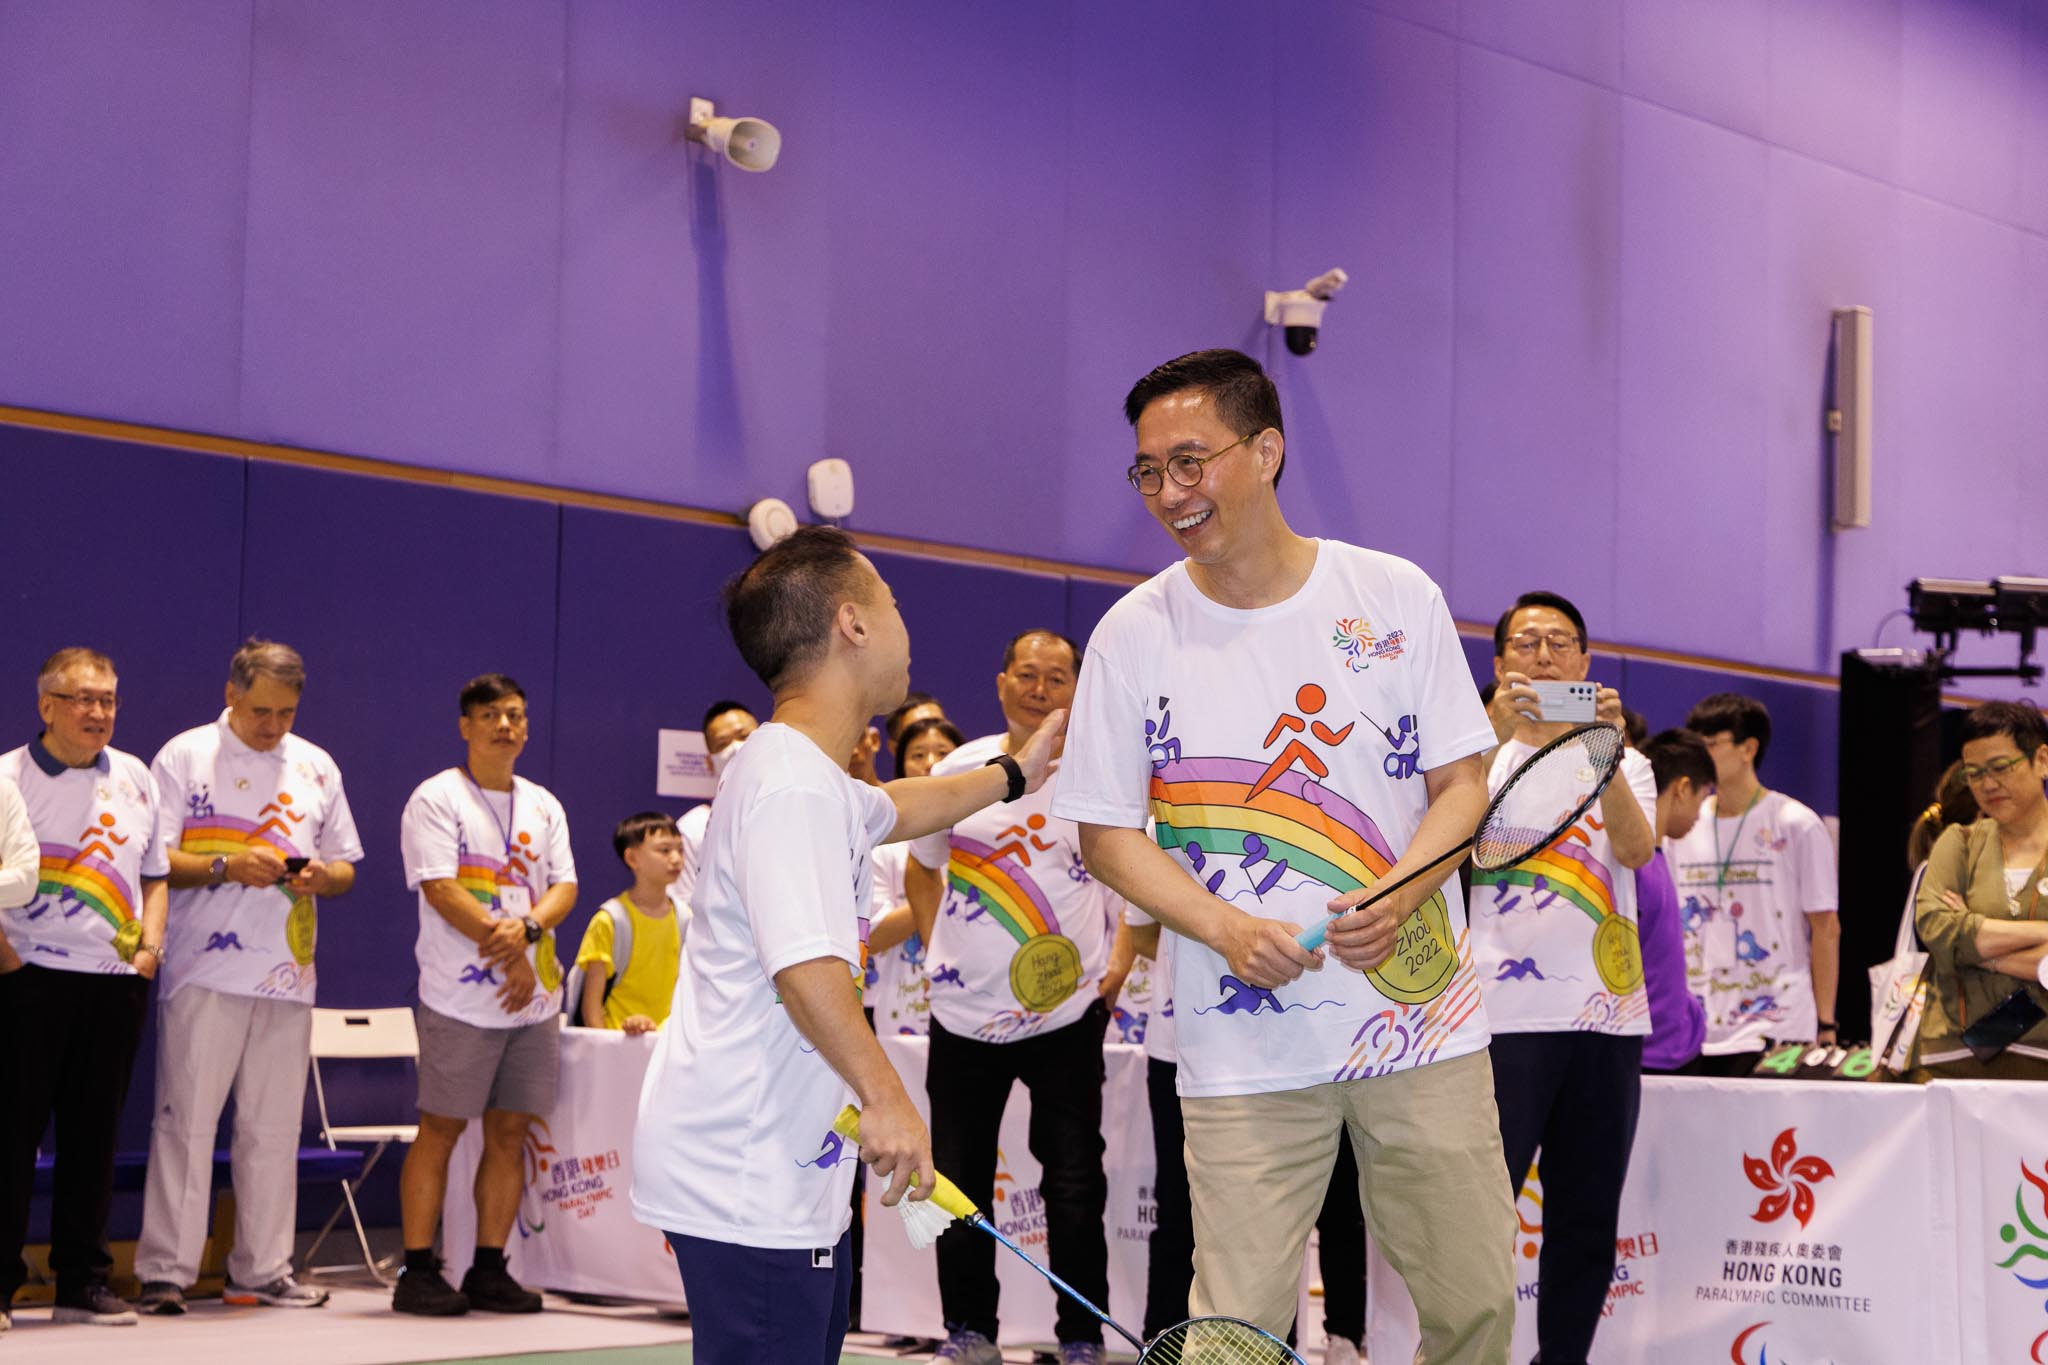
394, 674, 577, 1316
1055, 350, 1514, 1362
133, 639, 362, 1316
0, 648, 169, 1329
1476, 591, 1657, 1365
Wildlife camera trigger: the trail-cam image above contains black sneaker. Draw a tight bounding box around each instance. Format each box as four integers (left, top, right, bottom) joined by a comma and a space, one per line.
392, 1259, 469, 1316
460, 1262, 542, 1314
135, 1280, 187, 1315
51, 1284, 138, 1325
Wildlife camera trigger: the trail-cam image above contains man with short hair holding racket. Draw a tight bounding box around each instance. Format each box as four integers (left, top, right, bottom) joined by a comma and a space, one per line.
631, 527, 1065, 1365
1475, 591, 1658, 1365
1057, 349, 1515, 1363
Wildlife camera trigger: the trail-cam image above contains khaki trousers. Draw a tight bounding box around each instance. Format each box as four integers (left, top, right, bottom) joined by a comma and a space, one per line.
1181, 1048, 1514, 1365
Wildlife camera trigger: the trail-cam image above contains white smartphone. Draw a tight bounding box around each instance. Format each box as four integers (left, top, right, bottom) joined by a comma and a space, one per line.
1529, 680, 1598, 724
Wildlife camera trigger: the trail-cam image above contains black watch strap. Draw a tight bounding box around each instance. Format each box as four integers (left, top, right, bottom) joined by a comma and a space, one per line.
985, 753, 1026, 802
522, 914, 543, 943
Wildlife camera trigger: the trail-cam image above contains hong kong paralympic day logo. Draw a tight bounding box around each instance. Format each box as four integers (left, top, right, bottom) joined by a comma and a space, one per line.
1729, 1320, 1838, 1365
1995, 1155, 2048, 1360
1744, 1128, 1834, 1228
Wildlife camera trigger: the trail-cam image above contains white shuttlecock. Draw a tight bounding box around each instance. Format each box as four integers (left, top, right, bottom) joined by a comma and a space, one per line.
896, 1194, 959, 1251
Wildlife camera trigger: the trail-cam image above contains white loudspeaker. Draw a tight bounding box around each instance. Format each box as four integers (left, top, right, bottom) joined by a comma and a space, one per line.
1830, 305, 1872, 531
807, 458, 854, 519
685, 97, 781, 172
746, 498, 798, 550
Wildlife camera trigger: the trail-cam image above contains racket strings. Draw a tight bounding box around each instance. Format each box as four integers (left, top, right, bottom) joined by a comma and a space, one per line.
1139, 1317, 1302, 1364
1471, 723, 1625, 873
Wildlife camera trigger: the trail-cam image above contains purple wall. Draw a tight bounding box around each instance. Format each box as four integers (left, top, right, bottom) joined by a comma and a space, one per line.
4, 0, 2047, 677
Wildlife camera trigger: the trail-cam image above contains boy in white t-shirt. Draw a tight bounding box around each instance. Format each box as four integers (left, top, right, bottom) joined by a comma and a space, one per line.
903, 631, 1128, 1364
394, 673, 578, 1318
630, 527, 1064, 1365
672, 700, 758, 910
1670, 692, 1840, 1072
1053, 350, 1513, 1357
1474, 592, 1657, 1365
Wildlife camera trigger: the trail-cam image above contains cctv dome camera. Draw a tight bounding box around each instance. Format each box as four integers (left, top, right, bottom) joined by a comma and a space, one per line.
1263, 267, 1349, 357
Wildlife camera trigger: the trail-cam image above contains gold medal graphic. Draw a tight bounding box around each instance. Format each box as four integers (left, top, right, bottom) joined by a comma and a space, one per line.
1593, 915, 1643, 994
1366, 891, 1458, 1005
286, 895, 318, 966
535, 932, 563, 993
113, 919, 143, 963
1009, 934, 1082, 1013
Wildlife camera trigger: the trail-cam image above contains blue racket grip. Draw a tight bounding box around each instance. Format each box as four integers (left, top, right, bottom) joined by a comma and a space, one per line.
1296, 916, 1333, 952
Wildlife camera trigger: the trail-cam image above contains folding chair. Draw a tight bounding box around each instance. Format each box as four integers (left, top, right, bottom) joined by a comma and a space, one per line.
304, 1007, 420, 1285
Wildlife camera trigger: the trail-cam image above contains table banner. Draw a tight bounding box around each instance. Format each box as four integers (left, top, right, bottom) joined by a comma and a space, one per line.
441, 1025, 684, 1305
1369, 1077, 1940, 1363
1941, 1079, 2048, 1363
859, 1036, 1154, 1346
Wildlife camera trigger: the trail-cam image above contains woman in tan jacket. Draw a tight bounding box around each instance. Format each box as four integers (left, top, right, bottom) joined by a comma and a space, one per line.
1914, 701, 2048, 1080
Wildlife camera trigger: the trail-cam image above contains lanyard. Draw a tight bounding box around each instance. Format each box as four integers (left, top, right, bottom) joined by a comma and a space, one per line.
1712, 788, 1764, 896
460, 766, 517, 861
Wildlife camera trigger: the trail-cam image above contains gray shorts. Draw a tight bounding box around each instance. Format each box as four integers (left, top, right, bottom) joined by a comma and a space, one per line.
414, 1004, 561, 1119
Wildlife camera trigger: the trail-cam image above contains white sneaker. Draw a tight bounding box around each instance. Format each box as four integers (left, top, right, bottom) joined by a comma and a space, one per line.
1324, 1337, 1363, 1365
224, 1274, 330, 1308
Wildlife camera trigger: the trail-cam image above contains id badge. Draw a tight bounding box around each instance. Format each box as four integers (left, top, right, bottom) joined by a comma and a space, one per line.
498, 883, 533, 918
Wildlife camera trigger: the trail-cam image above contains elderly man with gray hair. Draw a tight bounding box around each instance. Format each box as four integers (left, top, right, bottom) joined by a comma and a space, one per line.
133, 640, 363, 1316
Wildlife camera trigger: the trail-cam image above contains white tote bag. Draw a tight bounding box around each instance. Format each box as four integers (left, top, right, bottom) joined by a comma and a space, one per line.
1869, 864, 1931, 1070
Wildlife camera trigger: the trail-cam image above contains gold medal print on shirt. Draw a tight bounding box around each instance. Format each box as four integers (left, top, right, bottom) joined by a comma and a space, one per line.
112, 919, 143, 963
1009, 934, 1083, 1013
1365, 891, 1458, 1005
286, 895, 318, 966
535, 933, 563, 993
1593, 916, 1644, 994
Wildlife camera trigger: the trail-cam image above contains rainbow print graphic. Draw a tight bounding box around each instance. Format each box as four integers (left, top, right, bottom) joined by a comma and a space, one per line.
457, 849, 517, 908
1149, 756, 1458, 1006
34, 842, 136, 932
946, 835, 1081, 1017
179, 812, 306, 864
1474, 819, 1644, 996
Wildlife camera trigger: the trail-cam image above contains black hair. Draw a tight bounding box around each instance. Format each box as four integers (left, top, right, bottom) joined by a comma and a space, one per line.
1641, 728, 1716, 795
1002, 628, 1083, 674
1622, 707, 1649, 750
1478, 678, 1497, 708
1959, 699, 2048, 758
885, 692, 941, 746
701, 699, 755, 734
1686, 692, 1772, 769
1492, 591, 1588, 658
613, 810, 680, 861
722, 526, 873, 691
459, 673, 526, 715
1122, 349, 1287, 488
1908, 760, 1979, 868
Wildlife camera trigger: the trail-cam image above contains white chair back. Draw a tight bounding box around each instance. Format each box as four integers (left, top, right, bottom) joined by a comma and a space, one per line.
309, 1006, 419, 1060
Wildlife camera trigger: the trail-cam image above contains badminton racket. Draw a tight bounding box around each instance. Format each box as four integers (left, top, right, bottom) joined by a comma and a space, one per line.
832, 1106, 1301, 1363
1296, 721, 1625, 951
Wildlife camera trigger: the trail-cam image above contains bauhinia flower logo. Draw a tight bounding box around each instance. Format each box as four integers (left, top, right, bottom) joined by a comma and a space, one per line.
1744, 1127, 1834, 1228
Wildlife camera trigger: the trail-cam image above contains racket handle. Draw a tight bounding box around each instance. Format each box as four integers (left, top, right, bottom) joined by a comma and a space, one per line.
831, 1105, 981, 1221
1291, 836, 1475, 951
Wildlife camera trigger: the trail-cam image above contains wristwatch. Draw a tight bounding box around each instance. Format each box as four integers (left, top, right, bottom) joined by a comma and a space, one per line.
521, 915, 543, 944
985, 753, 1026, 802
209, 855, 228, 886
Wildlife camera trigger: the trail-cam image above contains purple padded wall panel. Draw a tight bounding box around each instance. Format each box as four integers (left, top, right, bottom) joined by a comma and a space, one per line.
1616, 660, 1838, 818
1458, 0, 1622, 86
864, 550, 1069, 752
1272, 2, 1457, 570
1620, 0, 1768, 139
1767, 0, 1904, 185
1614, 104, 1769, 656
820, 1, 1075, 570
238, 463, 561, 1009
240, 0, 565, 479
0, 0, 250, 433
1065, 578, 1132, 657
2027, 2, 2048, 234
549, 507, 765, 954
1762, 152, 1900, 672
1899, 0, 2025, 224
554, 0, 831, 515
1057, 0, 1276, 571
1449, 46, 1621, 630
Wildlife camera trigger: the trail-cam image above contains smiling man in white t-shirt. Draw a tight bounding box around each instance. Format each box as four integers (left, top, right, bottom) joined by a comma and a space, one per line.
1054, 349, 1514, 1360
631, 526, 1063, 1365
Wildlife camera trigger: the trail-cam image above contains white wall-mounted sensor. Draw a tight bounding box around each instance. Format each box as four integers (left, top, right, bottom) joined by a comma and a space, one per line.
746, 497, 798, 550
808, 458, 854, 520
1264, 267, 1349, 356
684, 96, 782, 172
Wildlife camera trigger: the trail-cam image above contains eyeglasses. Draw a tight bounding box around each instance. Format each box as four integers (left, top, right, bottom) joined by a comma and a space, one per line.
1961, 754, 2031, 785
46, 691, 120, 713
1503, 632, 1583, 659
1126, 431, 1257, 496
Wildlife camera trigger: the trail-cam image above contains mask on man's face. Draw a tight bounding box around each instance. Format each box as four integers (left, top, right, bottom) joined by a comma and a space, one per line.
708, 733, 747, 780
